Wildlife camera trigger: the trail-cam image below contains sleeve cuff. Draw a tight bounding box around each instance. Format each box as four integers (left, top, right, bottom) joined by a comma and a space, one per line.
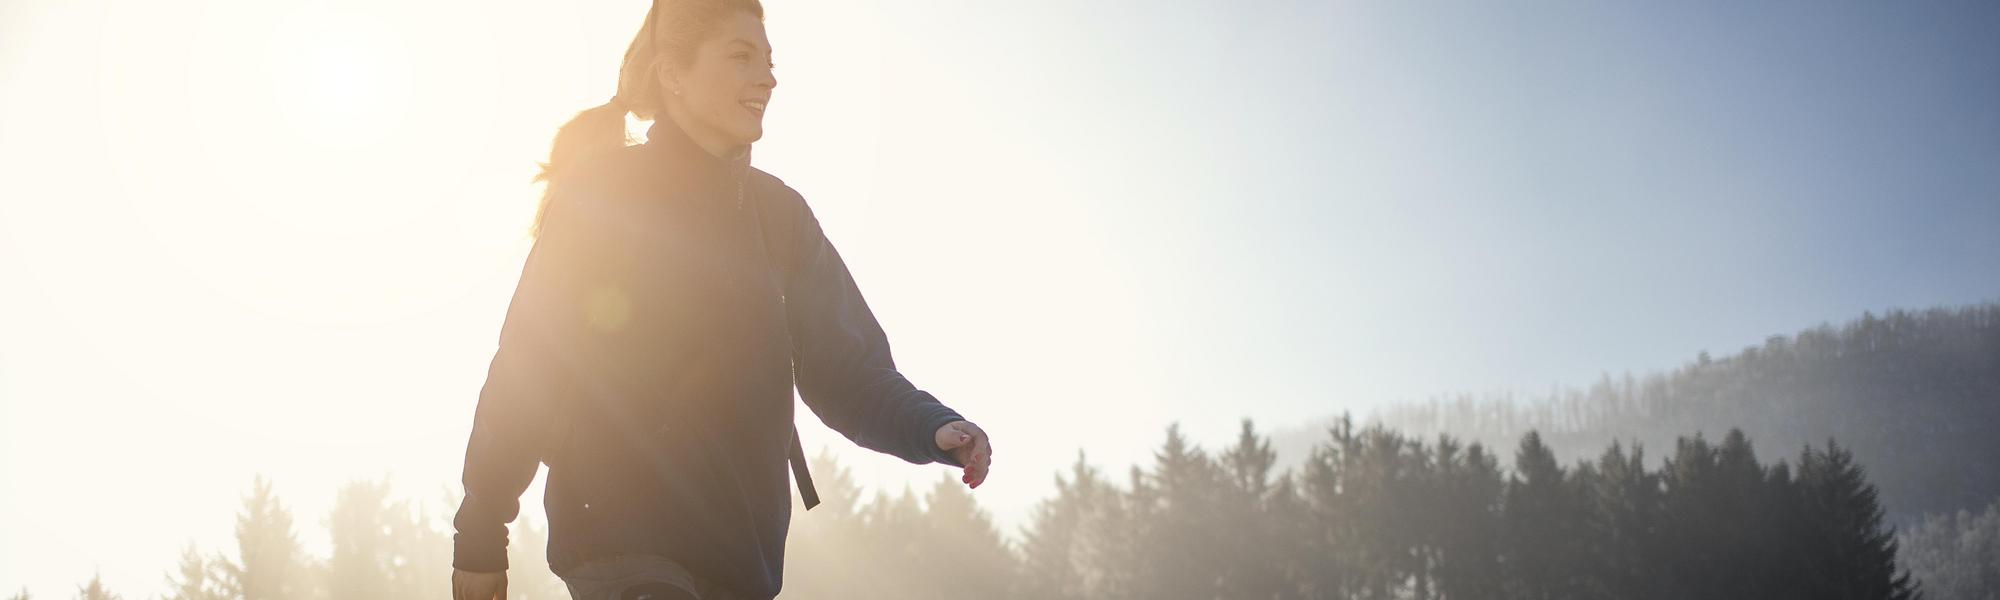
917, 406, 968, 468
452, 532, 510, 573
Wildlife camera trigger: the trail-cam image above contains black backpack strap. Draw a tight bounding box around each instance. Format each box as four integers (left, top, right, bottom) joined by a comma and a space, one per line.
739, 171, 820, 511
790, 427, 820, 510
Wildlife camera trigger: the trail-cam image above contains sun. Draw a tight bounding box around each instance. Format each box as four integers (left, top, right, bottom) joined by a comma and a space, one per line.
266, 5, 413, 149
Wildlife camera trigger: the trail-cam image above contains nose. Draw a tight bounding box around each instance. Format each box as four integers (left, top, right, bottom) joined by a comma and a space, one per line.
759, 63, 777, 92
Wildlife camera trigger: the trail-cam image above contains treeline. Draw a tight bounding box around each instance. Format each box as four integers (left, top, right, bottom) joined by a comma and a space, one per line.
2, 475, 565, 600
1901, 498, 2000, 600
7, 420, 1926, 599
967, 420, 1918, 600
1373, 301, 2000, 521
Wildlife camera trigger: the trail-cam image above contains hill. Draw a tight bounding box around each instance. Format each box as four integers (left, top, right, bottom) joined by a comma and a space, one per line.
1340, 300, 2000, 521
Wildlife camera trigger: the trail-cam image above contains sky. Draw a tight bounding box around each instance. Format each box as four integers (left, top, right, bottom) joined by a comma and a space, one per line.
3, 0, 1998, 595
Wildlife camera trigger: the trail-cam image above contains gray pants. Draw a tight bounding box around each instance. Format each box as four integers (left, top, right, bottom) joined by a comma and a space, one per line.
560, 554, 741, 600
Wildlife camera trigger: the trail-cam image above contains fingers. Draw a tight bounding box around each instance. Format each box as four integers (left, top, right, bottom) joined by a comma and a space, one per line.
959, 422, 992, 489
495, 576, 507, 600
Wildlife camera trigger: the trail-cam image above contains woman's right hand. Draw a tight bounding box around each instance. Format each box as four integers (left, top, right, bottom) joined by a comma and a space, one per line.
452, 568, 507, 600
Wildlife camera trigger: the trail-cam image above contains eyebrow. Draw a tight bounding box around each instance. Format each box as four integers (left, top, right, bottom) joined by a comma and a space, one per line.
726, 38, 772, 55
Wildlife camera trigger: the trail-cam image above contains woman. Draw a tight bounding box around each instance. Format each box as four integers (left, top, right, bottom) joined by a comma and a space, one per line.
449, 1, 993, 598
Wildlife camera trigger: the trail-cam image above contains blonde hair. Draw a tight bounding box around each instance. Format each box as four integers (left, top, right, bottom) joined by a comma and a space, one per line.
530, 0, 767, 238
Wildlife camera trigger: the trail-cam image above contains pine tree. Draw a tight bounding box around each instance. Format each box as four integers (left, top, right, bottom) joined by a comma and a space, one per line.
327, 478, 394, 600
217, 474, 308, 600
163, 541, 226, 600
387, 486, 456, 600
1794, 439, 1920, 600
1432, 435, 1503, 600
1137, 423, 1231, 599
70, 572, 119, 600
1299, 415, 1359, 599
1656, 430, 1791, 598
1344, 424, 1428, 598
1263, 471, 1312, 600
1578, 441, 1662, 600
857, 486, 928, 600
1217, 419, 1290, 599
1016, 451, 1097, 600
777, 449, 874, 597
913, 473, 1017, 600
1500, 430, 1589, 599
1013, 452, 1139, 600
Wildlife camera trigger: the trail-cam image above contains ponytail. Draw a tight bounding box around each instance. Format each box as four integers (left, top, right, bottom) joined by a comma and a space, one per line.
529, 0, 765, 239
530, 98, 630, 239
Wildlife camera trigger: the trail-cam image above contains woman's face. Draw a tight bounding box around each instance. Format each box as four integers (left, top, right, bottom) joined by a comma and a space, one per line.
658, 11, 776, 158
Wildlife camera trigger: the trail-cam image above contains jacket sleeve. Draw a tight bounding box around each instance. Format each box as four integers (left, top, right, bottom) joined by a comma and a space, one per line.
451, 192, 594, 573
780, 191, 967, 467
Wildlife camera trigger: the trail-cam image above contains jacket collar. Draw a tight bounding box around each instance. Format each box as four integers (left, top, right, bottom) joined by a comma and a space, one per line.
643, 117, 753, 201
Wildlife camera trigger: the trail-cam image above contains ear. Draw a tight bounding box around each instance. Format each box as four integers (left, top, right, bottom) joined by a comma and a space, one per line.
655, 60, 680, 97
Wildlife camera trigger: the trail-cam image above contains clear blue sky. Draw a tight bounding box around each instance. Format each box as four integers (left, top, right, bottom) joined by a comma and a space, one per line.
2, 0, 1996, 594
993, 0, 2000, 428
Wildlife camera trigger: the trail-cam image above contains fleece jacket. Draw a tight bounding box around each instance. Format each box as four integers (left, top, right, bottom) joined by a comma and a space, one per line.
451, 117, 967, 599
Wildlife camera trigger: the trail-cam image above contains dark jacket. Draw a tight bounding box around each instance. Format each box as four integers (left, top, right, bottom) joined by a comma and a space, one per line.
451, 117, 967, 599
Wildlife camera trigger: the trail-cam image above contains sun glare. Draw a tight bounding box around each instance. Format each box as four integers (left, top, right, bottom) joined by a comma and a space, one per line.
268, 7, 412, 149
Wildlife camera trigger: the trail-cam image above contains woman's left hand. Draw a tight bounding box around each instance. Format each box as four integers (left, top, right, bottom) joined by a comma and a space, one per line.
934, 420, 992, 489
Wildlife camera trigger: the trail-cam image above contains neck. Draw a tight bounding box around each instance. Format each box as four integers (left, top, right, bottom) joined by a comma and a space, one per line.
644, 112, 753, 201
662, 106, 749, 163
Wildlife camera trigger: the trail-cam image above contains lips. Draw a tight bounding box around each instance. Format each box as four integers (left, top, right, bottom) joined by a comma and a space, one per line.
740, 98, 767, 117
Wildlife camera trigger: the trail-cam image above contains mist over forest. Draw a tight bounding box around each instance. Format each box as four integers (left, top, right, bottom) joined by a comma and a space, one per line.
1365, 301, 2000, 523
12, 300, 1998, 599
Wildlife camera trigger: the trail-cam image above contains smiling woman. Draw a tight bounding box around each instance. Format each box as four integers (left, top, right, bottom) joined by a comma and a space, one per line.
448, 1, 992, 599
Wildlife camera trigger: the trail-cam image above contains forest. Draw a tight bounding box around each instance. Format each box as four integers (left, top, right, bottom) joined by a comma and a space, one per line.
12, 300, 1999, 599
1371, 302, 2000, 522
8, 421, 1972, 600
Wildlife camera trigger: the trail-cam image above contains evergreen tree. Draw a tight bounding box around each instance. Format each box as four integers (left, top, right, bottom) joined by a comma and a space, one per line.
778, 449, 875, 597
1656, 430, 1792, 598
1016, 452, 1096, 600
1104, 464, 1152, 599
216, 474, 307, 600
1794, 439, 1920, 600
388, 486, 458, 600
1217, 419, 1291, 599
913, 473, 1018, 600
1500, 430, 1589, 599
1263, 471, 1312, 600
1136, 423, 1231, 599
1299, 415, 1359, 599
1343, 424, 1427, 598
1012, 451, 1141, 600
880, 487, 931, 600
162, 541, 227, 600
1577, 441, 1662, 600
327, 477, 394, 600
1432, 435, 1503, 600
70, 572, 119, 600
